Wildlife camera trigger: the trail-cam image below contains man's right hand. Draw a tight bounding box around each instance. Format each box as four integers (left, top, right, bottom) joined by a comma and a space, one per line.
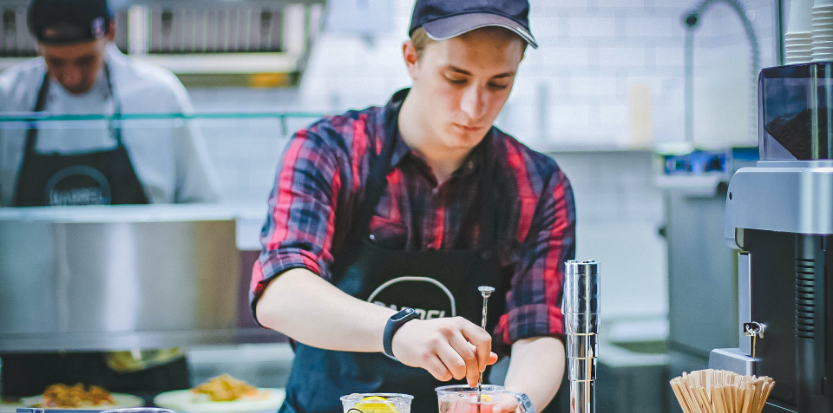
391, 316, 498, 387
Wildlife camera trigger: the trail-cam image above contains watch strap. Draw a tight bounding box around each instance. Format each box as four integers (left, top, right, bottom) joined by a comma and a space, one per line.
506, 391, 535, 413
383, 307, 419, 359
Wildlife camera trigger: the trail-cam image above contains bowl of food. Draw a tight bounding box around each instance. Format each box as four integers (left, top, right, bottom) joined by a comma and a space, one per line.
153, 374, 284, 413
0, 383, 143, 412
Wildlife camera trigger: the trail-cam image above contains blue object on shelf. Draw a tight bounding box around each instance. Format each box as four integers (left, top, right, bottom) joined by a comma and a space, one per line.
662, 150, 729, 175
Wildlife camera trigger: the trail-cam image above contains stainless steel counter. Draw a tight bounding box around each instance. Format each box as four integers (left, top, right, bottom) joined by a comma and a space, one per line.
0, 204, 282, 353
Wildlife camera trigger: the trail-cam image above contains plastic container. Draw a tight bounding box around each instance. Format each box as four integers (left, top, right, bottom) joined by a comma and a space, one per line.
435, 385, 507, 413
340, 393, 413, 413
759, 62, 833, 160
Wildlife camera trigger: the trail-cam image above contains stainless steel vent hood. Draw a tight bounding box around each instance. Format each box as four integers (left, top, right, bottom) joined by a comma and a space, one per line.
0, 0, 325, 84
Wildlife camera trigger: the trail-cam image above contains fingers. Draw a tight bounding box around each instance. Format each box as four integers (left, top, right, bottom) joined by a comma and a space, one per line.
436, 340, 468, 381
488, 351, 498, 365
450, 332, 480, 386
469, 343, 500, 365
423, 353, 454, 382
457, 318, 492, 374
492, 395, 519, 413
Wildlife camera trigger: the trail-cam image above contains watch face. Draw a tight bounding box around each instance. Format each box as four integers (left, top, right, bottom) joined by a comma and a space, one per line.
393, 307, 415, 321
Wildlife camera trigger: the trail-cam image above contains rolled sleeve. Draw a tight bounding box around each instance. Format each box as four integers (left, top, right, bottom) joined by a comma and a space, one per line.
249, 128, 342, 325
495, 168, 576, 353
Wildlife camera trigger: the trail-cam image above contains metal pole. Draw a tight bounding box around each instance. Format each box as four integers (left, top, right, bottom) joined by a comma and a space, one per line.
565, 260, 600, 413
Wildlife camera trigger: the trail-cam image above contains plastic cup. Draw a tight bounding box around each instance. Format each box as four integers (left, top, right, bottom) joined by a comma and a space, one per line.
340, 393, 413, 413
435, 385, 509, 413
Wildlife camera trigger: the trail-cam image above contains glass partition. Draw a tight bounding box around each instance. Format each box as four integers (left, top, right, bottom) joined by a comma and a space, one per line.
0, 111, 327, 206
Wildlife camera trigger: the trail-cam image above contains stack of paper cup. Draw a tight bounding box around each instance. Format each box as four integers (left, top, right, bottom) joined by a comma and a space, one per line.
787, 32, 814, 63
788, 0, 814, 64
813, 0, 833, 62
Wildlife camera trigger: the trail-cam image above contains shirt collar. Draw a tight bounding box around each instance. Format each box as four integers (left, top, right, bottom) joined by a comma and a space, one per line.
381, 88, 492, 177
381, 88, 411, 168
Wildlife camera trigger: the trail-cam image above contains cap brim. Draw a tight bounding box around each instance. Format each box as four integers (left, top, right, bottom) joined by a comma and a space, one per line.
422, 13, 538, 49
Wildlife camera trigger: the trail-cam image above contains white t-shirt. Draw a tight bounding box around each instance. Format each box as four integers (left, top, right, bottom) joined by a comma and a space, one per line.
0, 44, 221, 205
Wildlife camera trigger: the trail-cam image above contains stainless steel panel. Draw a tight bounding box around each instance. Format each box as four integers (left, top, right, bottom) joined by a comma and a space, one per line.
142, 3, 287, 54
708, 348, 756, 375
738, 252, 752, 355
0, 205, 277, 352
666, 190, 738, 357
726, 161, 833, 239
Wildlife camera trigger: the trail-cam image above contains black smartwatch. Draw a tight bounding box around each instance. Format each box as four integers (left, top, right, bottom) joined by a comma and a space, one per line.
383, 307, 419, 359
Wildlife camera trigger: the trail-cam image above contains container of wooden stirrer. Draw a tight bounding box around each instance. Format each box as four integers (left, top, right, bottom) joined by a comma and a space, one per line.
670, 369, 775, 413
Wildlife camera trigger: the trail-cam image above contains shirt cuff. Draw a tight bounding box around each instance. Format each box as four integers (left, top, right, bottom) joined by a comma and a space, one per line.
494, 304, 565, 356
249, 248, 329, 327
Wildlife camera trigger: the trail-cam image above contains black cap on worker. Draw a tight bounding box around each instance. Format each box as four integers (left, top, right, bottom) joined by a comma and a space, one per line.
409, 0, 538, 49
28, 0, 111, 45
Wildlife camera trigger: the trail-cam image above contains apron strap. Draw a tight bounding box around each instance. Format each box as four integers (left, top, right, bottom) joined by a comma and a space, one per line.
102, 63, 125, 146
351, 102, 400, 243
23, 71, 52, 157
476, 129, 497, 246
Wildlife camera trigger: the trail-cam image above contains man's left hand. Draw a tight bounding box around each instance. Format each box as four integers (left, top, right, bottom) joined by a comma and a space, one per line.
492, 395, 519, 413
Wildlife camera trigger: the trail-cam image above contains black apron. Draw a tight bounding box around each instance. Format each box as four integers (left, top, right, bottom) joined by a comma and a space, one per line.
13, 65, 149, 206
1, 66, 187, 399
279, 96, 506, 413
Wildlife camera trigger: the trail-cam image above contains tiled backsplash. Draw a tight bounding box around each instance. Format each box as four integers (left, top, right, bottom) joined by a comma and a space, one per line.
191, 0, 774, 204
187, 0, 776, 318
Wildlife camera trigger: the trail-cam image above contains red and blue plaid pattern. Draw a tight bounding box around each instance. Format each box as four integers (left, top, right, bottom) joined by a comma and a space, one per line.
251, 94, 576, 352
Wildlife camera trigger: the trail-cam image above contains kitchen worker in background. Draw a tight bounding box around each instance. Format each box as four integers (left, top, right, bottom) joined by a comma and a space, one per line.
0, 0, 220, 206
251, 1, 576, 412
0, 0, 220, 399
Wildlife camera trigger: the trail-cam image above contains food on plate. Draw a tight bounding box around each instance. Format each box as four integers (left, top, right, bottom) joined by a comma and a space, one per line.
38, 383, 115, 408
191, 374, 260, 402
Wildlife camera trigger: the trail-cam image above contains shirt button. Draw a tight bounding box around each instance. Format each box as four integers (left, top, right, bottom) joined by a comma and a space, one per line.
431, 188, 439, 195
468, 160, 475, 170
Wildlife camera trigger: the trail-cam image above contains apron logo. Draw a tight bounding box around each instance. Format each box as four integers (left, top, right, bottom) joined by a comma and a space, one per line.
367, 276, 456, 320
44, 165, 112, 206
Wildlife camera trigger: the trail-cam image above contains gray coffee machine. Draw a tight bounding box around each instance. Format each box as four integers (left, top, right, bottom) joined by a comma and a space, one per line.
710, 63, 833, 413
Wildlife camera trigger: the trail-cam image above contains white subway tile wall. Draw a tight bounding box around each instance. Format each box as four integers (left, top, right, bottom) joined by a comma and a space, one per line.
187, 0, 776, 318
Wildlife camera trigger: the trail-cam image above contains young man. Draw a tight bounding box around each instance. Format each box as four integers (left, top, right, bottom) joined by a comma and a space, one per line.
0, 0, 219, 398
0, 0, 219, 206
251, 1, 576, 413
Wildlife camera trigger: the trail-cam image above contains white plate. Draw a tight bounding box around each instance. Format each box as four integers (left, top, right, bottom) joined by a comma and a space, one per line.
153, 388, 285, 413
0, 393, 144, 412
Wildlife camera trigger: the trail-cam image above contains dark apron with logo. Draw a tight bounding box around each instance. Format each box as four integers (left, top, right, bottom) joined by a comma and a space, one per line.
12, 65, 149, 207
279, 102, 507, 413
1, 66, 187, 399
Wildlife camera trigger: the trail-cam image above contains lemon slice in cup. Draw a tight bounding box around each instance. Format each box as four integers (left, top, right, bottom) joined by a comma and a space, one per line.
354, 396, 399, 413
